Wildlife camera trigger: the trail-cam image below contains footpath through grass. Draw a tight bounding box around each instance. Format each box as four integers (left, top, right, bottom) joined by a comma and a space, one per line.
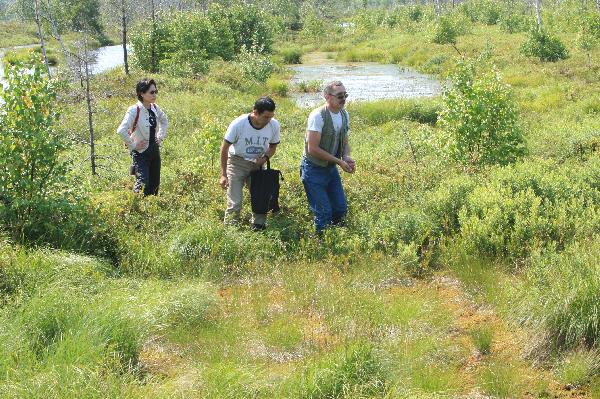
2, 245, 586, 398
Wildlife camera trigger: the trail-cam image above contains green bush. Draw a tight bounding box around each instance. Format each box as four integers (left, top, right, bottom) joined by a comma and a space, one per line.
520, 29, 569, 62
266, 77, 289, 97
439, 56, 526, 168
280, 47, 303, 64
407, 5, 425, 22
0, 60, 64, 235
421, 53, 450, 74
431, 16, 458, 47
131, 4, 274, 75
424, 174, 477, 236
0, 59, 114, 255
499, 13, 529, 34
566, 130, 600, 161
455, 160, 600, 261
237, 45, 275, 82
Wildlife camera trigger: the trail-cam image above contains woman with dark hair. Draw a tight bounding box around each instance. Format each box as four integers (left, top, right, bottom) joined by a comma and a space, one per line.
117, 79, 168, 196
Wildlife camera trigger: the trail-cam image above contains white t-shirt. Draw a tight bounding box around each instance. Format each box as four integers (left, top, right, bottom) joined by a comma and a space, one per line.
224, 114, 281, 161
306, 108, 349, 156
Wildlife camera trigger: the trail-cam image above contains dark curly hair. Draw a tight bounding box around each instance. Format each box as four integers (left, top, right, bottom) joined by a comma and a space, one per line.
136, 79, 157, 102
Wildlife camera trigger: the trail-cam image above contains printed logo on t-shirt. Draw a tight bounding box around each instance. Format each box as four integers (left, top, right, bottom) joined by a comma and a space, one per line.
245, 136, 270, 146
246, 146, 264, 155
245, 136, 270, 155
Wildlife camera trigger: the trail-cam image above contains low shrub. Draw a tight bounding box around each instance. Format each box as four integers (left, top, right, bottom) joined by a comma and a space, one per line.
520, 29, 569, 62
424, 174, 477, 236
206, 60, 248, 90
3, 47, 59, 66
237, 45, 275, 82
421, 53, 450, 74
499, 13, 529, 34
457, 161, 600, 261
169, 222, 285, 271
266, 77, 289, 97
565, 130, 600, 161
431, 16, 458, 47
349, 98, 440, 126
295, 79, 322, 93
280, 47, 303, 64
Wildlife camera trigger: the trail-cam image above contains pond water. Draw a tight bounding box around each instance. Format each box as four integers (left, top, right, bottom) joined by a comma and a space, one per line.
0, 44, 126, 83
290, 63, 442, 108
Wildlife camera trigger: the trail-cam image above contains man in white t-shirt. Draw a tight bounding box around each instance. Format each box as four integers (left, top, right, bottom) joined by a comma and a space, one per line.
219, 97, 280, 230
301, 80, 355, 233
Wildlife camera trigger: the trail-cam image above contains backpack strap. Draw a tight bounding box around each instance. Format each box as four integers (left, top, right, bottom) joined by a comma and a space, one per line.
128, 105, 140, 137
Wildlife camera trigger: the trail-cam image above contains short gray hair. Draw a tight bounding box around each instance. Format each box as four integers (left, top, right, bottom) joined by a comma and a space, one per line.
323, 80, 344, 95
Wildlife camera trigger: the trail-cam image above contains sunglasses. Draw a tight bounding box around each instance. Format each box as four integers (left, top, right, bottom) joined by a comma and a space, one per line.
148, 90, 158, 95
330, 92, 348, 100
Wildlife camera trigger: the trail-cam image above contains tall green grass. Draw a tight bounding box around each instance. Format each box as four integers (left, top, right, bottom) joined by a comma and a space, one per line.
517, 241, 600, 351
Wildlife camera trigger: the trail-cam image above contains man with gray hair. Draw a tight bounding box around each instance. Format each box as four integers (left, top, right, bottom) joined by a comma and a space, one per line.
300, 80, 355, 233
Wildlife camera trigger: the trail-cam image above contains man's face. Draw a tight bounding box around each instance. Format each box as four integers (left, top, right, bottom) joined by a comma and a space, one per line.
253, 110, 274, 128
325, 85, 348, 109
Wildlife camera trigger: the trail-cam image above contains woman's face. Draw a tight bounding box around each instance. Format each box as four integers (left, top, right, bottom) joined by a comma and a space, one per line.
141, 84, 157, 104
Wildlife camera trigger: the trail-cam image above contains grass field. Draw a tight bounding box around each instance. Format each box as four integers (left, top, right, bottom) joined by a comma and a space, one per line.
3, 6, 600, 397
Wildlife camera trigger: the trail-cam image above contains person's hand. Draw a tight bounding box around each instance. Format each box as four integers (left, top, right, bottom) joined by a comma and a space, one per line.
343, 156, 356, 173
338, 159, 353, 173
220, 175, 229, 189
256, 156, 267, 168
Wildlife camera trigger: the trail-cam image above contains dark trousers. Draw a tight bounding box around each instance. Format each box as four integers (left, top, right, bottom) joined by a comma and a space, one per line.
132, 145, 161, 196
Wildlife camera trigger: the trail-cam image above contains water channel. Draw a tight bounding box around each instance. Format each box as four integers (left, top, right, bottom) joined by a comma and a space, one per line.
289, 62, 442, 108
1, 46, 442, 106
0, 44, 126, 83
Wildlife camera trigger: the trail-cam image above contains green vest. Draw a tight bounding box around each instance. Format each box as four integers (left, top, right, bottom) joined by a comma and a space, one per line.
304, 105, 349, 167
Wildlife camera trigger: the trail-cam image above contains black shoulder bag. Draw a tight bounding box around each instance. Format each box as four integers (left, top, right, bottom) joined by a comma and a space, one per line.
249, 159, 283, 214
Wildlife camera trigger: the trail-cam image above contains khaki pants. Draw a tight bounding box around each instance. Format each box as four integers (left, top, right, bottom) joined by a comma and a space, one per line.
224, 155, 267, 226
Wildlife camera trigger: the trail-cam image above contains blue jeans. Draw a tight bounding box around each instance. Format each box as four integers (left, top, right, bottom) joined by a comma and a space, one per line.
300, 158, 347, 232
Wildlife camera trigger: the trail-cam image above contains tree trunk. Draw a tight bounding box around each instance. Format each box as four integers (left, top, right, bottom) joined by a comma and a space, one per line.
33, 0, 50, 76
535, 0, 542, 32
121, 0, 129, 75
44, 0, 75, 75
596, 0, 600, 16
150, 0, 156, 72
83, 35, 97, 176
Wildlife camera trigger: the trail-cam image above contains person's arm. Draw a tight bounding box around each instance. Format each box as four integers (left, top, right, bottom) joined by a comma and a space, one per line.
307, 131, 353, 173
156, 105, 168, 144
116, 107, 136, 150
220, 140, 231, 189
341, 137, 355, 172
